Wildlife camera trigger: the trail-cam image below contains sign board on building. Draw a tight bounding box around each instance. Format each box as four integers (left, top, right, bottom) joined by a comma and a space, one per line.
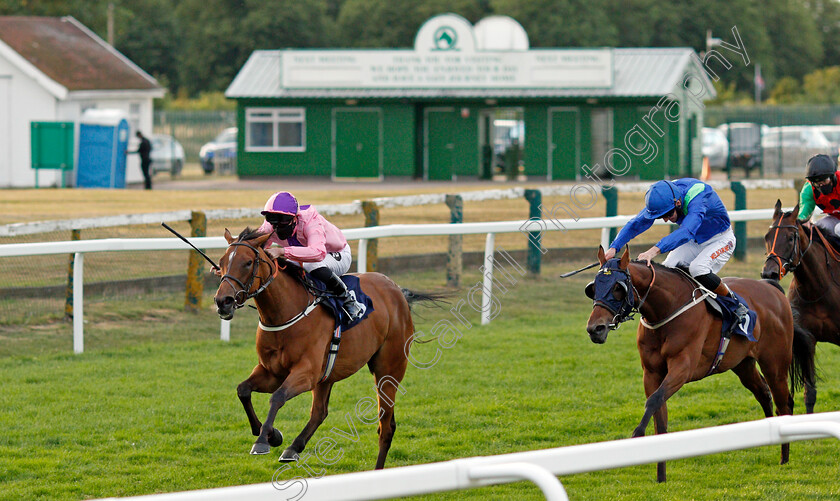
281, 14, 613, 90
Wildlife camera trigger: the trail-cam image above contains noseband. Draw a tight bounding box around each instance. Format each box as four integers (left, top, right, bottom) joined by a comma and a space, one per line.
221, 241, 277, 308
587, 261, 655, 330
765, 216, 812, 278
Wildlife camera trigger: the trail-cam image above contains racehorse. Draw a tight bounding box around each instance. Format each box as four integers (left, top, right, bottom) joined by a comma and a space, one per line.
762, 200, 837, 413
586, 246, 814, 482
213, 227, 441, 469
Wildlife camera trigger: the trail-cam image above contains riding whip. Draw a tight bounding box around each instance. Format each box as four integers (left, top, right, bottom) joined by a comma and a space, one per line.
559, 262, 599, 278
161, 222, 220, 270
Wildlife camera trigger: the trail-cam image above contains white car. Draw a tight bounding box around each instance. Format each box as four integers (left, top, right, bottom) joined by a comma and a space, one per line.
813, 125, 840, 162
150, 134, 185, 177
702, 127, 729, 169
199, 127, 237, 174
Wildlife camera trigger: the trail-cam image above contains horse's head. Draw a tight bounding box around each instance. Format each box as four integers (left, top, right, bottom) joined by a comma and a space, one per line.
585, 246, 636, 344
214, 228, 274, 320
762, 199, 803, 280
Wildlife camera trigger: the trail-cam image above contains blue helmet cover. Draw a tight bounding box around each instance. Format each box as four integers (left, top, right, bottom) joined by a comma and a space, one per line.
584, 259, 636, 319
644, 180, 679, 218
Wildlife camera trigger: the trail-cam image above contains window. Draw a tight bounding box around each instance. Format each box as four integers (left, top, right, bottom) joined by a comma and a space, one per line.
246, 108, 305, 152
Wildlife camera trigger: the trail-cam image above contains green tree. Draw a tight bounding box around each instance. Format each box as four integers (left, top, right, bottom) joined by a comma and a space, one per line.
768, 76, 802, 104
490, 0, 618, 47
802, 66, 840, 103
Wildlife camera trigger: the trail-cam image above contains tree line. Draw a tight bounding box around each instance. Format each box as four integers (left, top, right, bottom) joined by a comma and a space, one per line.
2, 0, 838, 104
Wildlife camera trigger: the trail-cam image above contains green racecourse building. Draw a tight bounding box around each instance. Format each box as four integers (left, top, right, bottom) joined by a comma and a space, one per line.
225, 14, 718, 181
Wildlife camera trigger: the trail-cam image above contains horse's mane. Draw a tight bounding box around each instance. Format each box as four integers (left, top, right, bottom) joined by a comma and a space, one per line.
237, 227, 267, 242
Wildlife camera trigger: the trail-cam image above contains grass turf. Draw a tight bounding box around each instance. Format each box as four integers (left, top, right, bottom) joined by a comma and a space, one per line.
0, 255, 839, 500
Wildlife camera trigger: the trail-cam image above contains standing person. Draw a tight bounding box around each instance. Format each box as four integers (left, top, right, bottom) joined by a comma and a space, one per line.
134, 131, 153, 190
797, 154, 840, 244
604, 178, 749, 325
258, 191, 366, 321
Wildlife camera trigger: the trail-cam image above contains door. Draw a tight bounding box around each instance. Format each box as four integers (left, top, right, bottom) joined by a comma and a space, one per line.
0, 76, 9, 187
333, 108, 382, 179
548, 108, 580, 180
590, 108, 613, 178
424, 107, 458, 180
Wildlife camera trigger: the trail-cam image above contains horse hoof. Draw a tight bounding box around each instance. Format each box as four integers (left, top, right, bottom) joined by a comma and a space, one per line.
268, 430, 284, 448
250, 442, 271, 455
278, 449, 300, 463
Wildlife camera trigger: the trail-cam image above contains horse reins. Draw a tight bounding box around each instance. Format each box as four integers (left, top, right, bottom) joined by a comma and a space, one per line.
220, 241, 278, 309
765, 215, 813, 278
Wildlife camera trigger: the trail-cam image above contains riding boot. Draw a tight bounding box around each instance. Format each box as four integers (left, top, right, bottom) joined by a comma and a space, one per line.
713, 282, 749, 326
321, 270, 366, 321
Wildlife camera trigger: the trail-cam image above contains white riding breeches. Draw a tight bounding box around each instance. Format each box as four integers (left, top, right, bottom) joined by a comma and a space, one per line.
662, 227, 736, 276
293, 243, 352, 275
815, 214, 840, 237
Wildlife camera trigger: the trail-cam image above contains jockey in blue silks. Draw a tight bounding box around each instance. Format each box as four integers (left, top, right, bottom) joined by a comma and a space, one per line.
603, 178, 749, 325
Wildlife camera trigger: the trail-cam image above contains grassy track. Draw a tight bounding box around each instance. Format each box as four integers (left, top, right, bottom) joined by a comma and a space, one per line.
1, 254, 840, 500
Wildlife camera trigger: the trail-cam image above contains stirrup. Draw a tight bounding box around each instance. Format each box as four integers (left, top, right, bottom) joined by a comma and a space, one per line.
342, 290, 366, 321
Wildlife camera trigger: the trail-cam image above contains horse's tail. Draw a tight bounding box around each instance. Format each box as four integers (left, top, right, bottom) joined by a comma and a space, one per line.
400, 288, 456, 308
789, 323, 817, 394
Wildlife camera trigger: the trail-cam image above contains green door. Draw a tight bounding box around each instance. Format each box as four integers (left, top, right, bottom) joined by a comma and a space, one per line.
425, 108, 458, 181
549, 108, 580, 180
333, 108, 381, 179
633, 106, 669, 180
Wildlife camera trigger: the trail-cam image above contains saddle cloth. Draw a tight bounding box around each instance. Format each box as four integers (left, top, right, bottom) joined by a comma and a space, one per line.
306, 274, 375, 331
707, 291, 757, 342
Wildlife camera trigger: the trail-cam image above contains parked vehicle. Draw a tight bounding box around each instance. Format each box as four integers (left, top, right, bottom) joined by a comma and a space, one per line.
814, 125, 840, 162
717, 122, 765, 174
701, 127, 729, 169
199, 127, 237, 174
761, 126, 833, 174
149, 134, 185, 177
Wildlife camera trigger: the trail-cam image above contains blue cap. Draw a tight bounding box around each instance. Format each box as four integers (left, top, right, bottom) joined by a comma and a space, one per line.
644, 181, 679, 218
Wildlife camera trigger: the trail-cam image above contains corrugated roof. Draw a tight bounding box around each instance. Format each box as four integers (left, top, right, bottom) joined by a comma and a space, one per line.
226, 47, 716, 100
0, 16, 161, 92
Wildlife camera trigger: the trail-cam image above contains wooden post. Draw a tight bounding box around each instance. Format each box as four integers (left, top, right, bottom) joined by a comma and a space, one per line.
524, 189, 542, 275
361, 201, 379, 273
445, 194, 463, 287
64, 229, 80, 320
185, 211, 206, 312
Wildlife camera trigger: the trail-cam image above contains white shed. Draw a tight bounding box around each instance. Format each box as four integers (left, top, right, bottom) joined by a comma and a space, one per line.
0, 16, 165, 188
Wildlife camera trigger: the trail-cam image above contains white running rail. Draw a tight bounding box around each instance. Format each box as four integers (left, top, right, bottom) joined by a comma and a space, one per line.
0, 209, 780, 353
94, 412, 840, 500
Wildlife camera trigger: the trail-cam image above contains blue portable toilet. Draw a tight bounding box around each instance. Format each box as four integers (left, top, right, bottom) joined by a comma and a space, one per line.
76, 109, 130, 188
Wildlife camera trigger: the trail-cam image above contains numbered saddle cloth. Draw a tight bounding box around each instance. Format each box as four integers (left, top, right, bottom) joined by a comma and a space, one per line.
713, 291, 757, 342
307, 274, 375, 331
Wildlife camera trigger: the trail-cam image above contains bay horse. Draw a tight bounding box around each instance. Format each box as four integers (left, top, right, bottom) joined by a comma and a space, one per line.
586, 246, 814, 482
762, 200, 837, 413
213, 228, 439, 469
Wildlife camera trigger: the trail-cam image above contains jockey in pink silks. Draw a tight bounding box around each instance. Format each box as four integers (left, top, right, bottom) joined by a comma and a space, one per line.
258, 191, 366, 321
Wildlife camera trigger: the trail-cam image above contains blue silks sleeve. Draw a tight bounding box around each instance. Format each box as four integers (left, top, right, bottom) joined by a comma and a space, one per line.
610, 210, 656, 251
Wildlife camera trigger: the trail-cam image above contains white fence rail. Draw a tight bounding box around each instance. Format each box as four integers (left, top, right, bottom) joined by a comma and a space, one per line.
0, 208, 781, 353
98, 412, 840, 501
0, 179, 793, 237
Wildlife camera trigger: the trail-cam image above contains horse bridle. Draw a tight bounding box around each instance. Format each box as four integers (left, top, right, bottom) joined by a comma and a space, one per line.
589, 262, 655, 330
765, 215, 812, 279
220, 241, 277, 309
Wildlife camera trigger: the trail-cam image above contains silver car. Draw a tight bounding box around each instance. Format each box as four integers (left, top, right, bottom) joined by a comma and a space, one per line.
702, 127, 729, 169
762, 126, 833, 174
150, 134, 185, 177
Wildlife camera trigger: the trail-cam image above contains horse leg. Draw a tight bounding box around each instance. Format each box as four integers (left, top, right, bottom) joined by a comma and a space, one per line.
731, 359, 774, 418
369, 343, 408, 470
805, 382, 817, 415
279, 382, 335, 463
238, 365, 284, 449
251, 370, 314, 456
758, 361, 795, 465
652, 402, 668, 483
632, 359, 690, 439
